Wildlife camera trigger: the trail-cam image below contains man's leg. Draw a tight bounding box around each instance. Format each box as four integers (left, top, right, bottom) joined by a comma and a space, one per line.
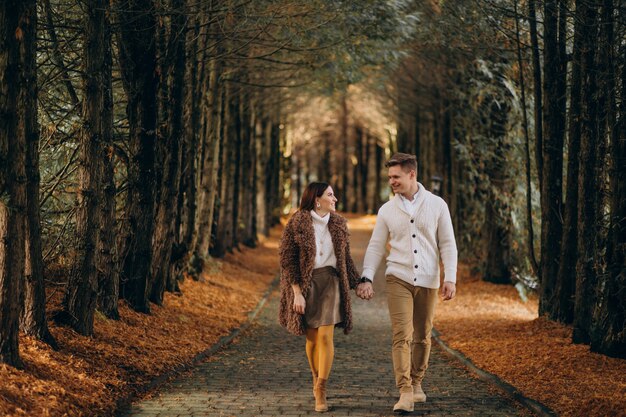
410, 287, 438, 387
386, 275, 414, 394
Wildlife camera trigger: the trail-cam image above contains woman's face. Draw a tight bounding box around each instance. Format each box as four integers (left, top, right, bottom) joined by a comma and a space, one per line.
316, 186, 337, 214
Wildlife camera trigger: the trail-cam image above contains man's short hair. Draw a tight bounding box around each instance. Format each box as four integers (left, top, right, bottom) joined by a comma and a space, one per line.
385, 153, 417, 172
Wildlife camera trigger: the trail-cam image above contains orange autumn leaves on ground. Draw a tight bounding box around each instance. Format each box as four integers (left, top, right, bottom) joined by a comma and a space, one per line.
0, 226, 282, 417
434, 266, 626, 417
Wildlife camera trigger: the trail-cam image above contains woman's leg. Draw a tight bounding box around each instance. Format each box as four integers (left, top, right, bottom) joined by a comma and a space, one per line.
316, 324, 335, 379
306, 327, 319, 377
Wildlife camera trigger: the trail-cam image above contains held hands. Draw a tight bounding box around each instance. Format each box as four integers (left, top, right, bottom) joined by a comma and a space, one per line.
356, 282, 374, 300
440, 281, 456, 301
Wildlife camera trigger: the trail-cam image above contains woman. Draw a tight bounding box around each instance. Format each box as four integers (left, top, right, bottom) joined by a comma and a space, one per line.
278, 182, 361, 412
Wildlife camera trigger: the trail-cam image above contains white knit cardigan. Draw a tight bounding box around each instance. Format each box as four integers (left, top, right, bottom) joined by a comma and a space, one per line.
362, 183, 458, 289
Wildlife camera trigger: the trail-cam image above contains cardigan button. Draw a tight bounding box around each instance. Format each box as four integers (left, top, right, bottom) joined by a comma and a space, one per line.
414, 265, 418, 269
410, 219, 414, 223
414, 250, 417, 253
412, 234, 416, 238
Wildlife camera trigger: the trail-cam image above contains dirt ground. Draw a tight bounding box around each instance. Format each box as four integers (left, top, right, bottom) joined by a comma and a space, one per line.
1, 216, 624, 417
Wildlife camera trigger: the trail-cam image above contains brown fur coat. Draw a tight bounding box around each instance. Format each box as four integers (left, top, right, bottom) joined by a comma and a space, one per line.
278, 210, 361, 336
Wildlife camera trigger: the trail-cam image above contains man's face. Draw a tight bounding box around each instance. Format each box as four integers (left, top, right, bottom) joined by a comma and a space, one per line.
388, 165, 416, 195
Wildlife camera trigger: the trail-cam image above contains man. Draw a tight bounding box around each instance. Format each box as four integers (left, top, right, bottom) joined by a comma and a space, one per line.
356, 152, 457, 413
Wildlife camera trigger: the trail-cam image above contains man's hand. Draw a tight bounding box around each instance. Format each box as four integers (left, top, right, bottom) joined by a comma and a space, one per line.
293, 293, 306, 314
356, 282, 374, 300
440, 281, 456, 301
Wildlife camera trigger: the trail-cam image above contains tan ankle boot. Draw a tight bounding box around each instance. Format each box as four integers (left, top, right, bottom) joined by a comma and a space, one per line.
393, 392, 414, 413
412, 383, 426, 402
312, 371, 318, 397
314, 378, 329, 412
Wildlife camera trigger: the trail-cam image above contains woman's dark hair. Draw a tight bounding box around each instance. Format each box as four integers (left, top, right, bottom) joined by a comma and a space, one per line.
299, 182, 330, 211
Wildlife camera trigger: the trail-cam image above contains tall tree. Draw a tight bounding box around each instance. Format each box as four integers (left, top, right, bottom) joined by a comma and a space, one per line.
194, 54, 222, 259
213, 80, 237, 257
19, 0, 57, 348
150, 0, 186, 304
117, 0, 159, 313
0, 0, 29, 367
58, 0, 109, 336
573, 0, 601, 344
590, 0, 625, 357
553, 0, 585, 324
538, 0, 566, 316
528, 0, 543, 187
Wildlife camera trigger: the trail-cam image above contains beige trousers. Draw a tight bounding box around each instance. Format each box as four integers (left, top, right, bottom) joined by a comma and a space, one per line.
386, 275, 438, 393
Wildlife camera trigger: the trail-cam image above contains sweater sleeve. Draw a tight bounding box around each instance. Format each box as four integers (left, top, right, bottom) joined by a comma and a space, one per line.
361, 211, 389, 282
279, 220, 300, 286
437, 201, 458, 283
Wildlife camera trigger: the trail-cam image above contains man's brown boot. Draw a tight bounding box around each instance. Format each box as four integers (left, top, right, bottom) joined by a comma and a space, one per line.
314, 378, 329, 412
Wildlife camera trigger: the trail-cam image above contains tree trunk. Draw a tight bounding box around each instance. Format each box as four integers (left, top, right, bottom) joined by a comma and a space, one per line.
528, 0, 543, 188
352, 125, 361, 213
514, 0, 539, 279
373, 141, 383, 211
213, 81, 236, 257
58, 0, 109, 336
181, 10, 202, 250
19, 0, 57, 348
590, 0, 624, 357
538, 0, 566, 316
117, 0, 159, 313
359, 128, 369, 213
150, 0, 186, 304
269, 117, 282, 227
573, 0, 601, 344
0, 0, 29, 368
341, 93, 349, 211
256, 116, 269, 236
237, 91, 256, 247
194, 57, 222, 258
553, 0, 585, 324
42, 0, 80, 107
414, 107, 422, 180
97, 33, 118, 320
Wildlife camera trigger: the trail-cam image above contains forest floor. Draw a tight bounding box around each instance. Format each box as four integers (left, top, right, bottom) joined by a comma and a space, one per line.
0, 214, 624, 417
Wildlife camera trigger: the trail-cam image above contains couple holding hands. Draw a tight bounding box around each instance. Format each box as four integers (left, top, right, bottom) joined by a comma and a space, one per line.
278, 153, 458, 413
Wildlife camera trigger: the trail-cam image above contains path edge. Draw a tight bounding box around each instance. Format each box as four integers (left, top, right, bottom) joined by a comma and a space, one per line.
431, 328, 557, 417
113, 275, 281, 416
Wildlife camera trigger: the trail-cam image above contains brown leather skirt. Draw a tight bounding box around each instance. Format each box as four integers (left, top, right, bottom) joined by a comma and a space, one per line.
304, 266, 343, 329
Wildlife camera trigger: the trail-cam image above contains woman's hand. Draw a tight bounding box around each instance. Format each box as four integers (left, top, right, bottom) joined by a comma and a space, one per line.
291, 284, 306, 315
293, 293, 306, 315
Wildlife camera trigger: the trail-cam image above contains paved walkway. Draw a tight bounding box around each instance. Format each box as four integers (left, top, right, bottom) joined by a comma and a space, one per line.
119, 217, 531, 417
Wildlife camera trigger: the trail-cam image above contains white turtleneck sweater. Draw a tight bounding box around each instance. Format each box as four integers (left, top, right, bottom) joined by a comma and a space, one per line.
361, 182, 457, 289
311, 210, 337, 269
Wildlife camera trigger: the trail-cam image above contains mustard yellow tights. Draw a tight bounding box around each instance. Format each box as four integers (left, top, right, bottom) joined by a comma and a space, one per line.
305, 325, 335, 379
